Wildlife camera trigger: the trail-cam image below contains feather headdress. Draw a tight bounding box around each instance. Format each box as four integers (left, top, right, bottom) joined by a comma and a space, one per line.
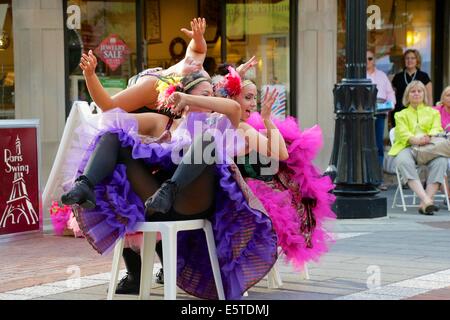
214, 66, 242, 97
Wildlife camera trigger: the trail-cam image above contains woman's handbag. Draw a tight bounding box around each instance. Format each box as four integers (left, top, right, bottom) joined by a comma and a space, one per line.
376, 101, 394, 113
411, 135, 450, 165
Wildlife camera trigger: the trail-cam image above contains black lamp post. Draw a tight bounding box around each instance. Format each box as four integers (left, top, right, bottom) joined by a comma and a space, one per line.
328, 0, 387, 219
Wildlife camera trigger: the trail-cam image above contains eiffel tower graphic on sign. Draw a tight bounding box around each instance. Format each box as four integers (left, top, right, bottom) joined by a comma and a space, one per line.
0, 136, 39, 228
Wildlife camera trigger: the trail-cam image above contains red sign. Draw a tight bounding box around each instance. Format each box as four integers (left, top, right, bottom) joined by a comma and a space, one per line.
0, 127, 40, 236
94, 34, 130, 71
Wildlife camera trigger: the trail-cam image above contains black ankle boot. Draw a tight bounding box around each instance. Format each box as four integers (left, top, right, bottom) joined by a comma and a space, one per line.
61, 176, 96, 209
155, 268, 164, 284
145, 180, 178, 215
115, 248, 141, 295
115, 273, 140, 294
155, 241, 164, 284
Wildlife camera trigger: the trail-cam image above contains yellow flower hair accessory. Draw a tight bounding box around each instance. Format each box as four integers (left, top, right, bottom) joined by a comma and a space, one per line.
156, 76, 183, 109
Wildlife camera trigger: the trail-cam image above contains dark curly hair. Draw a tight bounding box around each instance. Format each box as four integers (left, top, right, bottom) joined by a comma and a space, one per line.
217, 63, 235, 76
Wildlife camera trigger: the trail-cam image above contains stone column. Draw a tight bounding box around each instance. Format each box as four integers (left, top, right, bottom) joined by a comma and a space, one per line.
297, 0, 337, 171
12, 0, 65, 226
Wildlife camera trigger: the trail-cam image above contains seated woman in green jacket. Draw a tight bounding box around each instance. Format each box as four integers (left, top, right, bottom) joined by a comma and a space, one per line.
388, 80, 447, 215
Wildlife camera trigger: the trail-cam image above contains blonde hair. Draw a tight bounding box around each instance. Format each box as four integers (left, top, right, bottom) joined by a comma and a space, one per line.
242, 79, 255, 88
404, 49, 422, 69
436, 86, 450, 106
403, 80, 427, 107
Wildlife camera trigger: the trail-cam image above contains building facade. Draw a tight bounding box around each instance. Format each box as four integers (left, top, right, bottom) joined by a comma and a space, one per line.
1, 0, 449, 223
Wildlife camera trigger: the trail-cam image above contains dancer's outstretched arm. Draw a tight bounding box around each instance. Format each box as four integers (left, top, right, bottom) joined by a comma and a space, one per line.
161, 18, 207, 77
236, 56, 258, 79
168, 92, 241, 128
184, 18, 207, 61
179, 18, 207, 73
239, 88, 289, 161
80, 50, 160, 112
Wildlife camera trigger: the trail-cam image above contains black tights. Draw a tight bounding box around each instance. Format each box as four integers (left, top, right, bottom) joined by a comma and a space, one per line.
83, 132, 216, 220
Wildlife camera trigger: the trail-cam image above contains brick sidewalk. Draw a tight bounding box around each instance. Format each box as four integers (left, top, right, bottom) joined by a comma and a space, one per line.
2, 184, 450, 300
406, 287, 450, 300
0, 233, 115, 293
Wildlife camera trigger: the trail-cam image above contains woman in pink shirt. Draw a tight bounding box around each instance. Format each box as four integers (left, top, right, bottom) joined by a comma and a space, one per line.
433, 86, 450, 131
433, 86, 450, 199
367, 49, 396, 190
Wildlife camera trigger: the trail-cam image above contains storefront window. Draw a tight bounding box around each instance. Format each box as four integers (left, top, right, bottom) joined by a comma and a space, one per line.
145, 0, 199, 69
337, 0, 436, 83
63, 0, 294, 117
0, 0, 14, 119
143, 0, 292, 118
226, 0, 291, 118
66, 0, 137, 106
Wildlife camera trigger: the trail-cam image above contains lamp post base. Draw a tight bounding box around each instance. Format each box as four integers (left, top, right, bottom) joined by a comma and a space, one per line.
333, 196, 387, 219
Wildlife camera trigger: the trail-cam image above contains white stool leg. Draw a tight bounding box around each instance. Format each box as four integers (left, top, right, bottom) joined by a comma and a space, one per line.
161, 226, 178, 300
267, 264, 283, 289
203, 220, 225, 300
139, 232, 157, 300
107, 238, 124, 300
300, 264, 310, 280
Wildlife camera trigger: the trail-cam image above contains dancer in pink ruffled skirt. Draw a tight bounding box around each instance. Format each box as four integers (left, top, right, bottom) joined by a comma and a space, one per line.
213, 61, 336, 270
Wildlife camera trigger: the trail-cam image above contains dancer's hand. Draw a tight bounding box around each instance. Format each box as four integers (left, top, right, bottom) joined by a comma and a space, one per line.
236, 56, 258, 78
181, 18, 206, 42
80, 50, 97, 77
261, 87, 278, 121
167, 92, 189, 115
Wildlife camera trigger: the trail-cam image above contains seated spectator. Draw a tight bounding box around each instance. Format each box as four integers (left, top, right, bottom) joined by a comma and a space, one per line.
388, 81, 446, 215
433, 86, 450, 198
433, 86, 450, 132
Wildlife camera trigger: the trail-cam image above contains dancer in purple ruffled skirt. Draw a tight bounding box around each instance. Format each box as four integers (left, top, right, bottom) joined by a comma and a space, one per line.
61, 72, 278, 300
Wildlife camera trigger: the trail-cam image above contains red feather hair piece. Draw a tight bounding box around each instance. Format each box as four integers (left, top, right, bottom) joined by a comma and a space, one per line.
224, 66, 242, 97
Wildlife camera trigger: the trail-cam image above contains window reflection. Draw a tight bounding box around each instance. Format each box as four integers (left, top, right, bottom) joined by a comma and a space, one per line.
226, 0, 291, 119
146, 0, 204, 70
67, 0, 137, 105
337, 0, 435, 82
65, 0, 292, 117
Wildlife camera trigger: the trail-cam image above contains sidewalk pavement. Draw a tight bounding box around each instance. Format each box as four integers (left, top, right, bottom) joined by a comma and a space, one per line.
1, 183, 450, 300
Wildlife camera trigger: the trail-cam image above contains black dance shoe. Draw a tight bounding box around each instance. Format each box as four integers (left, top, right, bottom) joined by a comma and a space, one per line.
155, 268, 164, 284
145, 180, 178, 215
115, 273, 140, 295
61, 176, 96, 209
